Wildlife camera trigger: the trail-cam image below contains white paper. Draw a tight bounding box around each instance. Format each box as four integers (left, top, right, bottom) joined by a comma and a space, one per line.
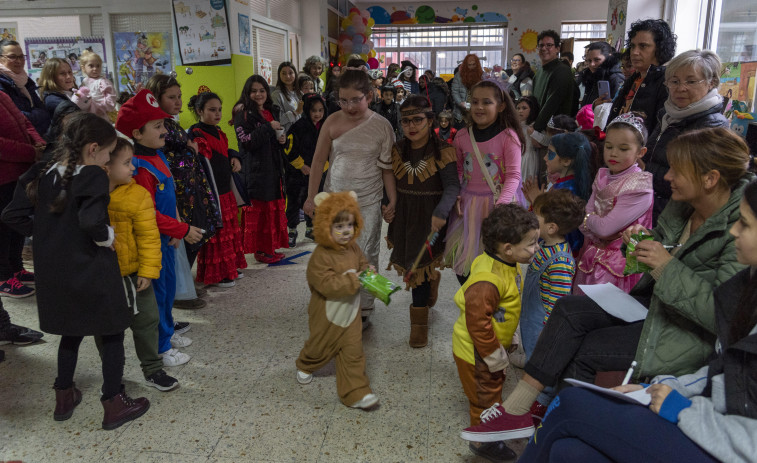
579, 283, 649, 322
565, 378, 651, 406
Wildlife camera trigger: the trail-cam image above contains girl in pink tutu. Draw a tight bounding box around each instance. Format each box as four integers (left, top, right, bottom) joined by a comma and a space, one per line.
574, 113, 653, 294
444, 79, 523, 283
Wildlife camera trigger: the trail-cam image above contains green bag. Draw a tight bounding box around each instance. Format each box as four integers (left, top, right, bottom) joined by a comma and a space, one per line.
358, 269, 400, 305
623, 232, 654, 275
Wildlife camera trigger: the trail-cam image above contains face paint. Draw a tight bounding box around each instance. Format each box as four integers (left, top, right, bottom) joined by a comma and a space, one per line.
547, 150, 558, 160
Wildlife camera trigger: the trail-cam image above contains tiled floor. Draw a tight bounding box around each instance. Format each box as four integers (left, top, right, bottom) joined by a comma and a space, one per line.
0, 223, 527, 462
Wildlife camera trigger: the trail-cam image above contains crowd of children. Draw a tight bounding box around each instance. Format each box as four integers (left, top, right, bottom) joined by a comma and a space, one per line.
3, 46, 757, 463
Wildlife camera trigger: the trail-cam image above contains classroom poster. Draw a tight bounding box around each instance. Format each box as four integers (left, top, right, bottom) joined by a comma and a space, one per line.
113, 32, 172, 93
739, 61, 757, 108
24, 37, 107, 85
0, 23, 18, 42
259, 57, 272, 84
173, 0, 232, 65
238, 13, 250, 55
719, 62, 742, 101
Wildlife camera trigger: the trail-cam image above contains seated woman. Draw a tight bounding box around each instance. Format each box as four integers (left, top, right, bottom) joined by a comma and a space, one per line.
516, 178, 757, 463
459, 127, 754, 441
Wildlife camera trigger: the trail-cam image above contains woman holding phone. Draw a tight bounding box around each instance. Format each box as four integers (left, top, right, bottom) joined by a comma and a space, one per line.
577, 41, 624, 108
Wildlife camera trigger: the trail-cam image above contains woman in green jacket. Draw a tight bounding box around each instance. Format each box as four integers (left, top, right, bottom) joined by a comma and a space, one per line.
459, 127, 754, 441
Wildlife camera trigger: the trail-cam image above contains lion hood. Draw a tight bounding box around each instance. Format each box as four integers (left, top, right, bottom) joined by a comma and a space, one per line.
312, 191, 363, 250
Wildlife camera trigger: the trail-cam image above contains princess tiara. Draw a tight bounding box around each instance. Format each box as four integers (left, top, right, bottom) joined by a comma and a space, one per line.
607, 113, 647, 141
547, 116, 557, 129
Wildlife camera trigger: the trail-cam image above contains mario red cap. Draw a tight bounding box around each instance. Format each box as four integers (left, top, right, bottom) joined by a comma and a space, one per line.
115, 89, 171, 137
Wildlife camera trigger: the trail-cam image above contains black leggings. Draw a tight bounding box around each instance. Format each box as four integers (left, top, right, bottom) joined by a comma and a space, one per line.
411, 280, 431, 307
55, 332, 125, 400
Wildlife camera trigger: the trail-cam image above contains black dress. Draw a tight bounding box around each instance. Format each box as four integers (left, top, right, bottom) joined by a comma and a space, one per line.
2, 163, 130, 336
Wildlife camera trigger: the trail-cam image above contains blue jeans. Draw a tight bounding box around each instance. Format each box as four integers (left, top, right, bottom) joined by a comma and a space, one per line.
518, 388, 717, 462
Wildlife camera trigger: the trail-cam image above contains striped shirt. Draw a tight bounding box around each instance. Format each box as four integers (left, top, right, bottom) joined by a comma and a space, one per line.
529, 242, 575, 324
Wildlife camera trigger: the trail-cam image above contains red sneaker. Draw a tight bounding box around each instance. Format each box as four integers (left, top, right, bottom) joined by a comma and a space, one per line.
14, 269, 35, 286
460, 403, 535, 442
529, 400, 549, 426
254, 252, 284, 264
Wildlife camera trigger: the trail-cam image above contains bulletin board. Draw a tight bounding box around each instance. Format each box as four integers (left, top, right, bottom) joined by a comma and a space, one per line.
113, 32, 173, 93
24, 36, 107, 85
172, 0, 232, 66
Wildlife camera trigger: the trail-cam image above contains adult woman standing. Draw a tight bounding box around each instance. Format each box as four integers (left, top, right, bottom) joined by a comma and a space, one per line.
507, 53, 534, 100
606, 19, 677, 135
302, 55, 326, 94
460, 127, 754, 440
0, 39, 50, 136
38, 58, 76, 120
645, 50, 729, 223
578, 42, 624, 108
272, 61, 303, 132
450, 54, 483, 128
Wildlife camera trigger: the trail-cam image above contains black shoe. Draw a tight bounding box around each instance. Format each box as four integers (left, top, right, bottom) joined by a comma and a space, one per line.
304, 227, 314, 240
145, 370, 179, 391
0, 349, 4, 363
0, 325, 41, 345
468, 441, 517, 463
173, 298, 207, 310
10, 323, 43, 339
288, 230, 297, 248
174, 321, 191, 335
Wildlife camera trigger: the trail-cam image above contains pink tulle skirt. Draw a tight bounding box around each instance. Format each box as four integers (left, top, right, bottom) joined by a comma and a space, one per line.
573, 238, 642, 295
444, 189, 495, 277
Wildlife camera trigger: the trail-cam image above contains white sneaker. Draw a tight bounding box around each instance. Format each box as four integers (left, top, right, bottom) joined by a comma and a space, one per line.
235, 270, 245, 280
170, 333, 193, 348
160, 348, 191, 367
350, 393, 379, 409
296, 370, 312, 384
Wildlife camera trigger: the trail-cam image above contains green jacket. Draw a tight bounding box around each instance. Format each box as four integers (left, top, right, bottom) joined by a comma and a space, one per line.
632, 173, 754, 380
532, 59, 576, 132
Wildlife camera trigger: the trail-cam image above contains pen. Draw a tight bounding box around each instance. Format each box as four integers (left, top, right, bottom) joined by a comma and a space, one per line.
662, 244, 682, 250
621, 360, 637, 385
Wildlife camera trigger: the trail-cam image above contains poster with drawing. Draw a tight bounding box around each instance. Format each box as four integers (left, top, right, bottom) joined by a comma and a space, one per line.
0, 23, 18, 42
259, 58, 272, 84
238, 13, 250, 55
113, 32, 172, 93
24, 37, 107, 85
172, 0, 231, 65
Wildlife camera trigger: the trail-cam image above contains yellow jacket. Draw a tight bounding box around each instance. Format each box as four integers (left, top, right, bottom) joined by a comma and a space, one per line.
108, 180, 162, 279
452, 252, 522, 370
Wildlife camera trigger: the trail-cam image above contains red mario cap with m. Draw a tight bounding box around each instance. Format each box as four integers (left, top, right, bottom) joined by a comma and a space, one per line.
115, 89, 171, 138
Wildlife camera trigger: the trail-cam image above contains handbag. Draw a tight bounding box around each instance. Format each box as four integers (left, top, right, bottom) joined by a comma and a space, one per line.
469, 128, 502, 202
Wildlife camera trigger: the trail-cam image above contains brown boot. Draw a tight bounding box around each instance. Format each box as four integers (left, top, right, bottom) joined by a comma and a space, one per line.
101, 387, 150, 430
53, 383, 82, 421
427, 270, 442, 308
409, 305, 429, 348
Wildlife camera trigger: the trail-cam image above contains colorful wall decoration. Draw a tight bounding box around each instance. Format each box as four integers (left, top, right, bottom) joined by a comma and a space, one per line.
113, 32, 172, 93
606, 0, 628, 50
172, 0, 232, 65
720, 61, 757, 109
365, 4, 508, 25
338, 8, 377, 68
0, 23, 18, 42
238, 13, 250, 55
25, 37, 107, 85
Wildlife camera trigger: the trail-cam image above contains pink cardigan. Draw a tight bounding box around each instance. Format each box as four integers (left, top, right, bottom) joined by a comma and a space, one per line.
454, 127, 522, 204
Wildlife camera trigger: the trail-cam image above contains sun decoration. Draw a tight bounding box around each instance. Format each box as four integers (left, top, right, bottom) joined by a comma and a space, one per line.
519, 29, 538, 53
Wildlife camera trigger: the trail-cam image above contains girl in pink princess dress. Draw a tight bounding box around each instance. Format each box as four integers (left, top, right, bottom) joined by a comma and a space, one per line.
574, 113, 653, 294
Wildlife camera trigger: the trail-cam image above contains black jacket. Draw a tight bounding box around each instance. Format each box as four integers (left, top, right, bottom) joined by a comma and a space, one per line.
707, 268, 757, 419
608, 65, 668, 135
284, 94, 328, 184
372, 101, 403, 140
578, 55, 625, 107
424, 83, 449, 115
645, 103, 729, 222
509, 66, 535, 100
0, 73, 51, 136
233, 105, 286, 202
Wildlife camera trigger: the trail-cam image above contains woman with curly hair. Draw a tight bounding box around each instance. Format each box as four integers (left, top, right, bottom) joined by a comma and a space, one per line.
606, 19, 677, 135
302, 55, 326, 95
450, 54, 483, 127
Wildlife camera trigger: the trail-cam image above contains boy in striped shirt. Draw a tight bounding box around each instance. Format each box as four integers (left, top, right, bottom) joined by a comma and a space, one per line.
520, 189, 585, 358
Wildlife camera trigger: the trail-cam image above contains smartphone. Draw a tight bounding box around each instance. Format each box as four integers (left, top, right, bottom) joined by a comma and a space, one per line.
597, 80, 611, 100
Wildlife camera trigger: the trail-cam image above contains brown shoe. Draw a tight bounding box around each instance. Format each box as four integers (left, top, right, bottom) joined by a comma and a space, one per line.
173, 298, 207, 310
54, 383, 82, 421
409, 305, 429, 348
101, 387, 150, 430
427, 270, 442, 308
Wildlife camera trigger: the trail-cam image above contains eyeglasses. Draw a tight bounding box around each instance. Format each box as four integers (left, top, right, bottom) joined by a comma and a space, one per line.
537, 43, 556, 49
664, 79, 706, 90
1, 54, 26, 61
337, 95, 366, 108
399, 116, 427, 127
510, 58, 522, 63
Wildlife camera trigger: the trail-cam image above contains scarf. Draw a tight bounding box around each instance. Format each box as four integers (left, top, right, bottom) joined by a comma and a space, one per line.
0, 62, 32, 103
662, 88, 722, 132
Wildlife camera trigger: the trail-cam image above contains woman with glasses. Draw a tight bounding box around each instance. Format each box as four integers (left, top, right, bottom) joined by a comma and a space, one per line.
506, 53, 534, 101
644, 50, 729, 224
0, 39, 50, 136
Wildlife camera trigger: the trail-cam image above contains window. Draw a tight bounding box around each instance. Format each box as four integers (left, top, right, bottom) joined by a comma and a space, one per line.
372, 24, 507, 78
710, 0, 757, 62
561, 21, 607, 62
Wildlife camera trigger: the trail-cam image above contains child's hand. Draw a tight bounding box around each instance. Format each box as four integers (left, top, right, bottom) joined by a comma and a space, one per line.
368, 265, 377, 272
622, 224, 651, 244
136, 277, 151, 292
230, 157, 241, 173
522, 176, 544, 204
381, 203, 395, 223
455, 195, 462, 215
168, 237, 180, 248
304, 198, 316, 217
301, 165, 311, 176
270, 120, 282, 131
431, 215, 446, 233
184, 226, 204, 245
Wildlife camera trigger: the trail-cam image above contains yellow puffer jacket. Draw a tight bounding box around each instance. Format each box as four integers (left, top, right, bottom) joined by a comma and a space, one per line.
108, 180, 162, 279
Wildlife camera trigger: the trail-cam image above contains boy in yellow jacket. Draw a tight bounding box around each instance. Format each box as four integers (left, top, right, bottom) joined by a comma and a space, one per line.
452, 204, 539, 461
102, 138, 178, 391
